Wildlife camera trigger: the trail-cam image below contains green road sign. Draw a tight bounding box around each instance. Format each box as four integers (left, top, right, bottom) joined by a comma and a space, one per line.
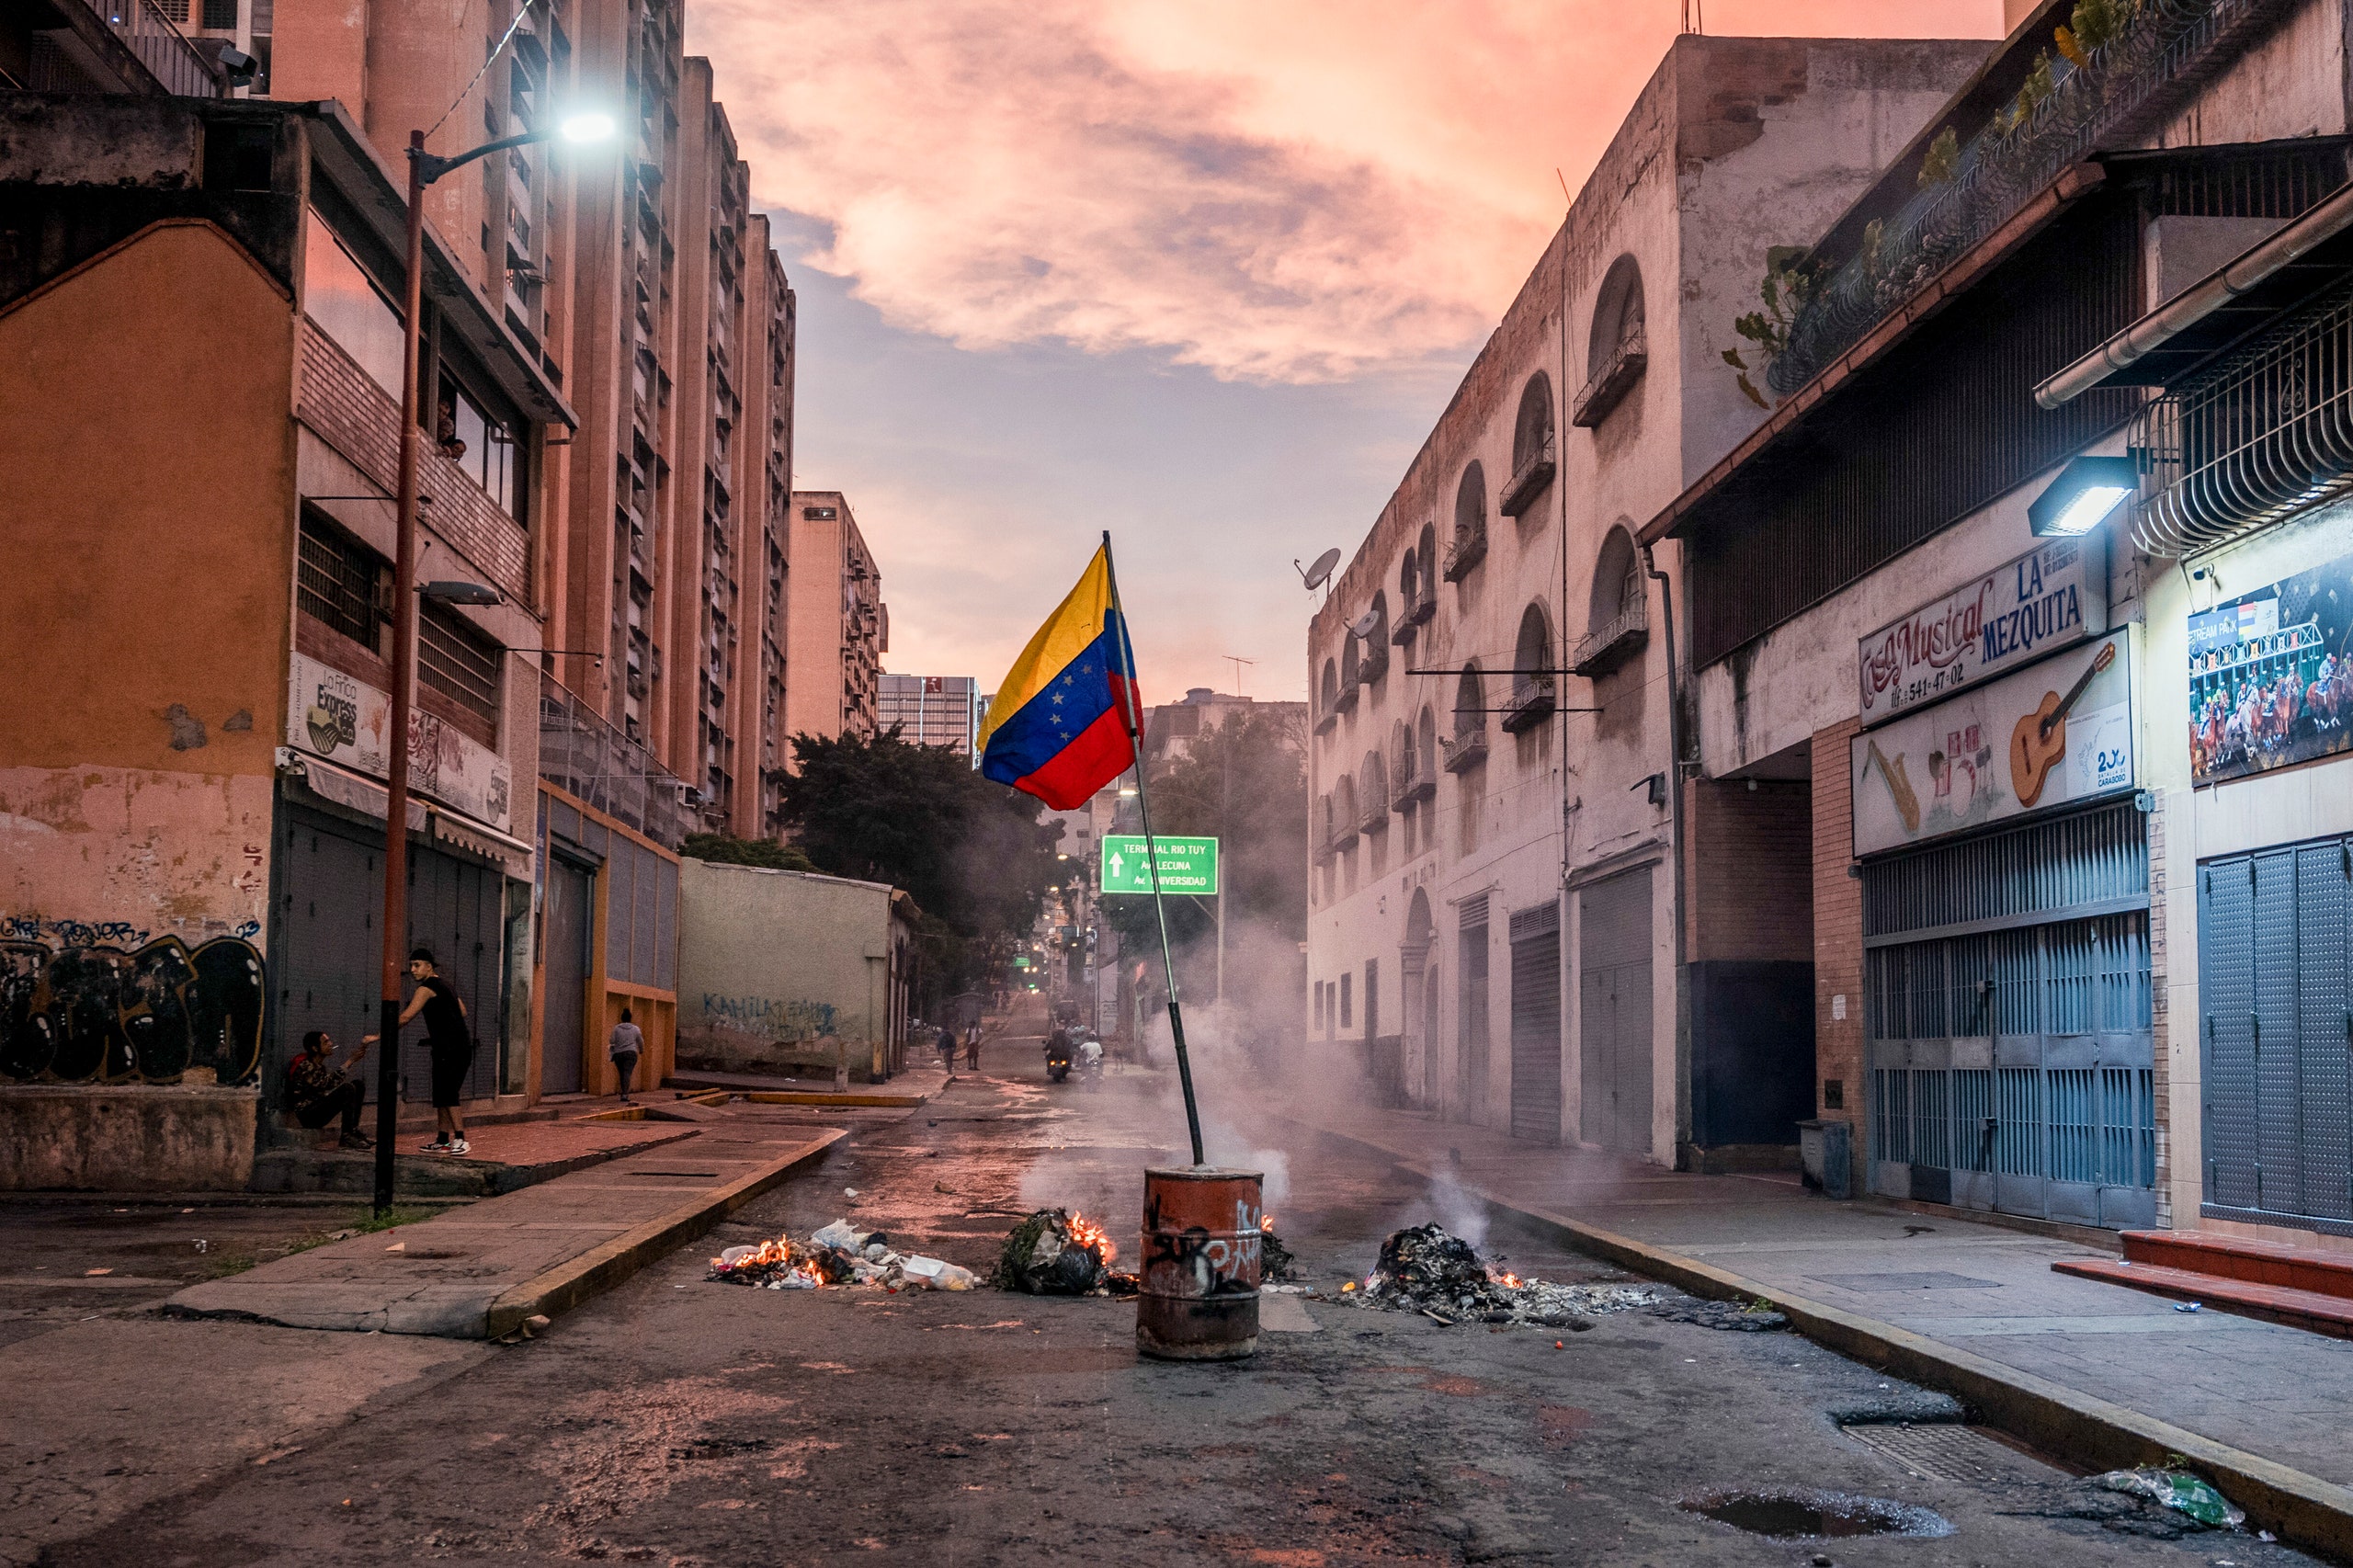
1101, 835, 1219, 895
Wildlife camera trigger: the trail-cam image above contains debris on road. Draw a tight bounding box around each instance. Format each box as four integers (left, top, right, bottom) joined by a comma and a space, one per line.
1351, 1224, 1663, 1326
2088, 1469, 2245, 1530
994, 1209, 1135, 1296
1258, 1214, 1300, 1282
709, 1219, 972, 1291
1646, 1298, 1790, 1333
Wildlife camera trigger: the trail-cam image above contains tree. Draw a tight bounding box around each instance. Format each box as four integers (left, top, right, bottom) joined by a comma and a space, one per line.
679, 832, 814, 872
1103, 706, 1307, 1009
773, 727, 1064, 1005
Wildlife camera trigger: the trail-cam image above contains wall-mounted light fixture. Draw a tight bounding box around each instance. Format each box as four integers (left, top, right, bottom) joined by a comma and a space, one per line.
2029, 455, 2137, 538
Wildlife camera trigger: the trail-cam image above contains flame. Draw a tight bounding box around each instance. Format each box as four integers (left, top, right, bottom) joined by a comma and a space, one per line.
1066, 1210, 1118, 1267
1494, 1271, 1524, 1290
1259, 1214, 1276, 1233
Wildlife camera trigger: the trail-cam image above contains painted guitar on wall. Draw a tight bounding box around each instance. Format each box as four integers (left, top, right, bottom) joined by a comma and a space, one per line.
2008, 639, 2118, 808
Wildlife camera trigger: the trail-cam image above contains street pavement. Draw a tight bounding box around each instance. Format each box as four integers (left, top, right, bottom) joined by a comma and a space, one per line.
1287, 1099, 2353, 1493
8, 1009, 2328, 1566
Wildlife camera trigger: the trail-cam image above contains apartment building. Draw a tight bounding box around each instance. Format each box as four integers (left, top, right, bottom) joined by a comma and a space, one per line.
249, 0, 811, 1095
878, 675, 982, 755
1304, 35, 1987, 1161
783, 491, 888, 752
0, 94, 563, 1186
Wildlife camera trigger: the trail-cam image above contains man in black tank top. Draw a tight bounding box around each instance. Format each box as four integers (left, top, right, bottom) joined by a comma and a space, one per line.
365, 946, 474, 1155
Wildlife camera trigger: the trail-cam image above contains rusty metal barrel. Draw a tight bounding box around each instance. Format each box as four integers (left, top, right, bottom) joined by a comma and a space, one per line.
1136, 1165, 1262, 1360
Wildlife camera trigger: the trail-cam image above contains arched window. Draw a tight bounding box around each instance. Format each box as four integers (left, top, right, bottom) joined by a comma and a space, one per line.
1339, 636, 1363, 713
1359, 750, 1388, 829
1572, 523, 1650, 677
1443, 666, 1489, 770
1443, 462, 1487, 582
1358, 590, 1391, 682
1502, 371, 1556, 517
1317, 657, 1340, 732
1504, 602, 1557, 732
1315, 791, 1336, 860
1574, 254, 1648, 428
1417, 705, 1438, 781
1453, 665, 1482, 730
1401, 523, 1438, 631
1392, 718, 1415, 793
1334, 775, 1360, 848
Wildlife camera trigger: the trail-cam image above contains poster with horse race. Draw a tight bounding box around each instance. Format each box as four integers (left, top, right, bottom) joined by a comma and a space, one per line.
2188, 547, 2353, 788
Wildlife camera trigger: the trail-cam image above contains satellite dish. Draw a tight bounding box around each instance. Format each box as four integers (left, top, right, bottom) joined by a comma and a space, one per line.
1297, 548, 1342, 591
1347, 608, 1381, 641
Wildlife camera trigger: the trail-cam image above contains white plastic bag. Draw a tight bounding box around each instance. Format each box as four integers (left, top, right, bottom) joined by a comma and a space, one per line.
812, 1219, 863, 1252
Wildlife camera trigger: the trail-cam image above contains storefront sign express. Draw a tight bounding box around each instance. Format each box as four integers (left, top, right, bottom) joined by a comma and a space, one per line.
1851, 628, 2135, 857
286, 651, 515, 831
2188, 545, 2353, 787
1857, 538, 2106, 726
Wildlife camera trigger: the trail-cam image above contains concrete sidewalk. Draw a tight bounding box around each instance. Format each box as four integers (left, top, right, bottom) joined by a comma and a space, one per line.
1286, 1102, 2353, 1551
168, 1103, 844, 1338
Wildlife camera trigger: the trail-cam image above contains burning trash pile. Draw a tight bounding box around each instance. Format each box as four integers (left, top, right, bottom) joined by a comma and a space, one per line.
709, 1219, 977, 1291
994, 1209, 1138, 1297
1345, 1223, 1663, 1327
1259, 1214, 1301, 1282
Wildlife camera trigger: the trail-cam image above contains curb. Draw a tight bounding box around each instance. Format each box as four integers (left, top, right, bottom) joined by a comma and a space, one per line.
481, 1127, 847, 1340
1290, 1118, 2353, 1561
739, 1091, 929, 1108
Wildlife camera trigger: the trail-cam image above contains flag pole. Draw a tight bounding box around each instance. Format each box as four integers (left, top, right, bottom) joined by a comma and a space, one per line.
1100, 529, 1207, 1167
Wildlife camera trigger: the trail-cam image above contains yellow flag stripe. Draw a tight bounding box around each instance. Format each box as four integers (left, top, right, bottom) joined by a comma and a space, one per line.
978, 545, 1116, 753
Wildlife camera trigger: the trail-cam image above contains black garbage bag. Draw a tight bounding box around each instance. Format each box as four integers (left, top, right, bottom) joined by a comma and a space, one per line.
995, 1208, 1109, 1295
1367, 1223, 1510, 1313
1260, 1224, 1301, 1282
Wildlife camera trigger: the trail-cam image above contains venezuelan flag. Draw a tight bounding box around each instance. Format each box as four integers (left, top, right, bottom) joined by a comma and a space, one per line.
978, 546, 1139, 810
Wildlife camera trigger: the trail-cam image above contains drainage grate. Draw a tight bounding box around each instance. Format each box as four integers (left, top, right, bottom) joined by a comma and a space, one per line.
1840, 1423, 2063, 1486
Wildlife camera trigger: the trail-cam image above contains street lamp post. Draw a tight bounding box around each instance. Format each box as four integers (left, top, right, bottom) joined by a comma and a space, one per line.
371, 114, 614, 1214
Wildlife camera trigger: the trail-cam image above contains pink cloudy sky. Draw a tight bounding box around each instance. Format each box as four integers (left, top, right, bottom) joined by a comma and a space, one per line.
686, 1, 2004, 704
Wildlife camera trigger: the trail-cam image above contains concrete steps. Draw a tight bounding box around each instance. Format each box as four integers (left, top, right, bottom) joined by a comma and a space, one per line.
2052, 1230, 2353, 1340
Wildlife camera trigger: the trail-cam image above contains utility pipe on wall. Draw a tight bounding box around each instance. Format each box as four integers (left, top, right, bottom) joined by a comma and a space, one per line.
1641, 542, 1692, 1166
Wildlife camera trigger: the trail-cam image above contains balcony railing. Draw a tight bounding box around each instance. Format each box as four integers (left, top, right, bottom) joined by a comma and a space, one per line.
1572, 326, 1646, 428
540, 671, 694, 849
1500, 676, 1556, 733
1769, 0, 2295, 397
1356, 639, 1389, 685
2130, 277, 2353, 558
1313, 703, 1338, 735
1392, 589, 1436, 644
1335, 668, 1361, 713
1500, 431, 1558, 517
83, 0, 223, 96
1439, 724, 1488, 774
1441, 522, 1486, 583
1571, 600, 1650, 678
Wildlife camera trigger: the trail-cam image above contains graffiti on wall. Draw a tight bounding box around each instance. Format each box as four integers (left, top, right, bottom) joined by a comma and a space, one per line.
699, 994, 838, 1043
0, 935, 266, 1085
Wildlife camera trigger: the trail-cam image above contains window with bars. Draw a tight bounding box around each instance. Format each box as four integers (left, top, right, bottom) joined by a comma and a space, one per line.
420, 605, 502, 733
296, 509, 385, 652
202, 0, 238, 27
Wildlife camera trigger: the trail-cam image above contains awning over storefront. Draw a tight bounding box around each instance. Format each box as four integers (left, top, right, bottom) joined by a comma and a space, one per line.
280, 752, 530, 878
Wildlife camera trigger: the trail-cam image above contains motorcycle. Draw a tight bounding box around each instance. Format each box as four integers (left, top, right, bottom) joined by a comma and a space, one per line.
1076, 1036, 1105, 1090
1044, 1039, 1073, 1084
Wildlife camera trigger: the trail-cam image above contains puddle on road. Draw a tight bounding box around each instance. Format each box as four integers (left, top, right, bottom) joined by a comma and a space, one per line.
1680, 1487, 1952, 1540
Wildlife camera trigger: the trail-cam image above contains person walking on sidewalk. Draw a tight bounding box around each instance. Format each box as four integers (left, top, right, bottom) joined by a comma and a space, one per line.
608, 1008, 644, 1103
962, 1021, 982, 1072
365, 948, 472, 1155
937, 1022, 959, 1074
285, 1029, 372, 1149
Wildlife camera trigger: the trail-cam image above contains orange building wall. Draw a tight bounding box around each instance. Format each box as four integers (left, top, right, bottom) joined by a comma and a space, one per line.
0, 221, 298, 944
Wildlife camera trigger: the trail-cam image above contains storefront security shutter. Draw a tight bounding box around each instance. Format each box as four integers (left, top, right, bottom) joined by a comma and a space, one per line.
1508, 901, 1562, 1144
1861, 800, 2154, 1228
2200, 835, 2353, 1233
